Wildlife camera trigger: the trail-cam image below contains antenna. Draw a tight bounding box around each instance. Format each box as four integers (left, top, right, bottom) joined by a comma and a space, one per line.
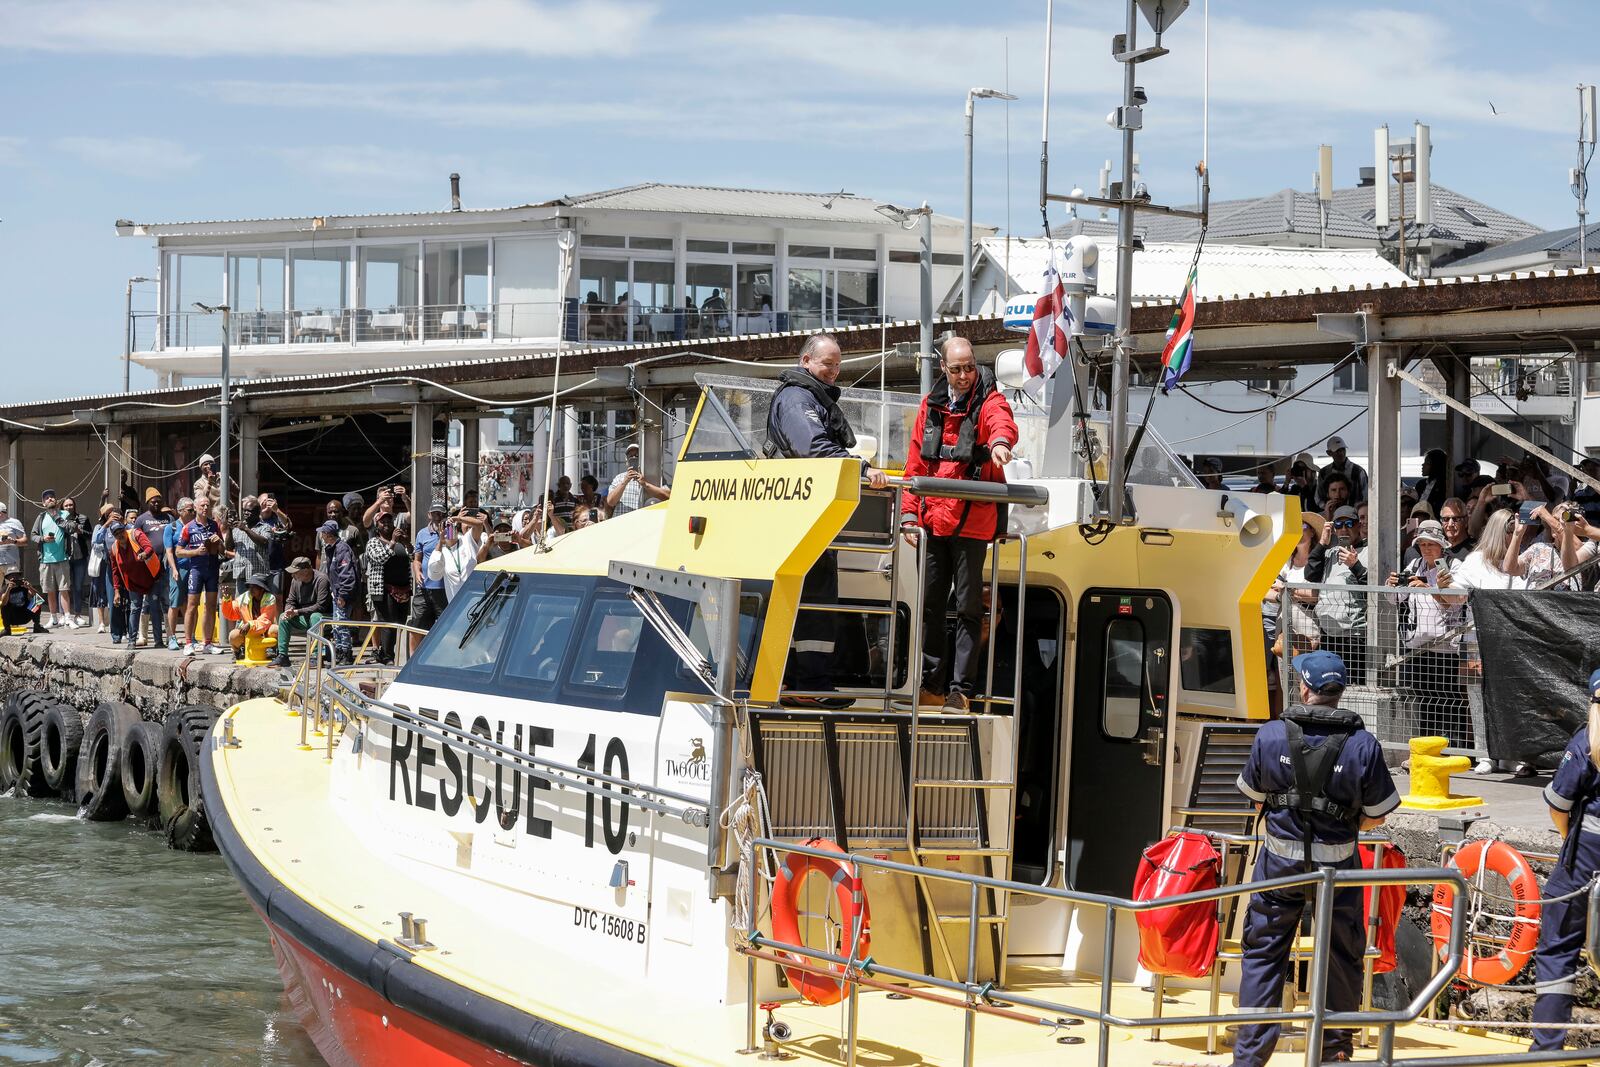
1578, 85, 1596, 269
1373, 125, 1390, 229
1582, 84, 1597, 146
1414, 122, 1432, 226
1098, 160, 1113, 220
1316, 144, 1333, 248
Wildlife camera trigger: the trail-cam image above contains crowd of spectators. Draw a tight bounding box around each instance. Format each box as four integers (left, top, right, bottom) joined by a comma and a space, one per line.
1243, 434, 1600, 777
0, 448, 673, 669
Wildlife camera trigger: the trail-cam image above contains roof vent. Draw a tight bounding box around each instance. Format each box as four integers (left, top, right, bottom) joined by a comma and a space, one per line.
450, 172, 462, 212
1357, 166, 1376, 187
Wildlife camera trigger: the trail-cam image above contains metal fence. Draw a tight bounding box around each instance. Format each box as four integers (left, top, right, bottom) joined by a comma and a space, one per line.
1276, 582, 1487, 759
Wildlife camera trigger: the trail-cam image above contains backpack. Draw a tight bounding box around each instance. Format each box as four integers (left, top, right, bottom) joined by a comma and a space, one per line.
1132, 831, 1221, 978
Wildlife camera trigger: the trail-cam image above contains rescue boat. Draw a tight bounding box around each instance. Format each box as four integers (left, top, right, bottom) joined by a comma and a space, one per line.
202, 372, 1562, 1066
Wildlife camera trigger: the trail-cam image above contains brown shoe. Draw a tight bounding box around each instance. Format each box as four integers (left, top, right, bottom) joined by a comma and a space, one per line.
918, 688, 945, 709
943, 691, 970, 713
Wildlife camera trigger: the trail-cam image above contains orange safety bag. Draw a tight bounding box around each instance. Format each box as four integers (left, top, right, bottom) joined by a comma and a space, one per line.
1359, 842, 1408, 974
1132, 831, 1221, 978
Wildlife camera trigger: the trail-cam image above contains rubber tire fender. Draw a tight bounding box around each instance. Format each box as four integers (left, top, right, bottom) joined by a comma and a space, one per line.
39, 699, 84, 798
157, 704, 221, 852
0, 692, 27, 794
4, 692, 55, 798
120, 720, 164, 825
77, 700, 141, 821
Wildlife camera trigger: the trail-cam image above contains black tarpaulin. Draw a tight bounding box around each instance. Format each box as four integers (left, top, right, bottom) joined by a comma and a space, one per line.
1471, 589, 1600, 766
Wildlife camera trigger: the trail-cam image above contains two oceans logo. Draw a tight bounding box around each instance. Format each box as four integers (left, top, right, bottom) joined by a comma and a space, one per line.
664, 738, 710, 782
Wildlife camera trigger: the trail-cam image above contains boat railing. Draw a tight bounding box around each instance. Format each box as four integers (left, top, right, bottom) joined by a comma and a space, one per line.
736, 836, 1579, 1067
285, 618, 715, 828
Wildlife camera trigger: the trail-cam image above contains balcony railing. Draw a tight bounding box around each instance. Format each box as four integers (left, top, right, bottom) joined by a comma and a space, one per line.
132, 301, 892, 354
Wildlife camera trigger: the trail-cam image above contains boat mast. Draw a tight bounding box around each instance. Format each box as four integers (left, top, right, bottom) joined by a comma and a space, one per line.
1048, 0, 1206, 521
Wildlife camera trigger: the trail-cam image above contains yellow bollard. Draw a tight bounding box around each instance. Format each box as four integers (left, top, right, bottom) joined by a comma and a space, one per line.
1399, 736, 1484, 811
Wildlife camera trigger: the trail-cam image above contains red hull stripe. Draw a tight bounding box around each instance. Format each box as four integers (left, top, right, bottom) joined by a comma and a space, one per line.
202, 753, 672, 1067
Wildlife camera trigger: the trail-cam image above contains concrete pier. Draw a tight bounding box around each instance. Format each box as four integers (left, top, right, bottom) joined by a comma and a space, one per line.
0, 629, 281, 720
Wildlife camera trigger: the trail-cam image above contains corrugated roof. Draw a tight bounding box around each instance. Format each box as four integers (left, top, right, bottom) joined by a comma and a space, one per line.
1328, 182, 1539, 246
552, 182, 970, 228
971, 237, 1410, 306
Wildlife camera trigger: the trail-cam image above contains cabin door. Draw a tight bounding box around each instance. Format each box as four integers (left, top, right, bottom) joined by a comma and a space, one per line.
1065, 589, 1172, 896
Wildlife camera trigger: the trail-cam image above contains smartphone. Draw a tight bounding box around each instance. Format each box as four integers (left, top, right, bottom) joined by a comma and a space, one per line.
444, 522, 455, 538
588, 508, 600, 524
1491, 483, 1513, 497
1517, 501, 1542, 526
495, 533, 511, 544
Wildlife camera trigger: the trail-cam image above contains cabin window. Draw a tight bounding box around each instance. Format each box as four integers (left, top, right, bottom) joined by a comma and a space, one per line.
1179, 627, 1236, 695
503, 593, 582, 684
569, 600, 646, 692
677, 591, 767, 688
1102, 617, 1146, 740
409, 577, 516, 675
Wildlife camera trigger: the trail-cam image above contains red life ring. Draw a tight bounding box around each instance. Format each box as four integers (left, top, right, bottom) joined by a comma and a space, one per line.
1430, 839, 1541, 986
770, 837, 871, 1006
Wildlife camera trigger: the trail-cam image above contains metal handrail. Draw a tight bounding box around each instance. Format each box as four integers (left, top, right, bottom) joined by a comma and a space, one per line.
744, 836, 1478, 1067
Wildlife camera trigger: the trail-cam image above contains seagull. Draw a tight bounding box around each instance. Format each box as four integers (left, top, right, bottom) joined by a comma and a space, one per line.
1489, 100, 1498, 115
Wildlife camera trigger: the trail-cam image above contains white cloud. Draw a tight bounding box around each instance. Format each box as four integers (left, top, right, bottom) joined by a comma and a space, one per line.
54, 136, 199, 177
0, 136, 24, 165
0, 0, 654, 58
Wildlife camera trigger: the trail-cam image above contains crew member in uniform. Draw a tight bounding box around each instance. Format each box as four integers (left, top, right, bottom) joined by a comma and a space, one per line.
1232, 650, 1400, 1067
765, 333, 886, 709
1529, 666, 1600, 1052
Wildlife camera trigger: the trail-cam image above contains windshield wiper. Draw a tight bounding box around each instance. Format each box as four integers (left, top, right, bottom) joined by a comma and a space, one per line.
458, 572, 519, 649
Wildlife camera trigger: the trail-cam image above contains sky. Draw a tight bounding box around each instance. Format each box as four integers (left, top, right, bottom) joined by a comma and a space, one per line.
0, 0, 1594, 405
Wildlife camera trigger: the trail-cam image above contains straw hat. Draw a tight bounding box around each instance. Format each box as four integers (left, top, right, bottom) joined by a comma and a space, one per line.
1300, 512, 1326, 539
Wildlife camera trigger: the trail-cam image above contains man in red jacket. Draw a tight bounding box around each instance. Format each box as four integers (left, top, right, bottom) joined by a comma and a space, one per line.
901, 337, 1019, 712
108, 520, 164, 648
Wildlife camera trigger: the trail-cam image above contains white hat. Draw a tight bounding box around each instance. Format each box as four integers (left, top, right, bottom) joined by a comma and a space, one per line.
1326, 435, 1347, 454
197, 453, 217, 467
625, 442, 640, 454
0, 501, 8, 512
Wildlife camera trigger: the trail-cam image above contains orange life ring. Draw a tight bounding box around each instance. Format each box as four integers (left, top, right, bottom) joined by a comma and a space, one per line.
770, 837, 871, 1006
1430, 839, 1541, 986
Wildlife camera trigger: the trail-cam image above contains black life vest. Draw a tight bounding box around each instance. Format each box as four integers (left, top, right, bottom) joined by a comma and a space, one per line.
763, 368, 855, 459
1260, 704, 1364, 859
920, 367, 997, 474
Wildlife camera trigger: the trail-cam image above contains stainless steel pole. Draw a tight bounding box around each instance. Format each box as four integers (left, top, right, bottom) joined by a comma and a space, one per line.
920, 207, 934, 393
964, 93, 975, 317
124, 279, 134, 394
1107, 1, 1139, 524
219, 306, 231, 513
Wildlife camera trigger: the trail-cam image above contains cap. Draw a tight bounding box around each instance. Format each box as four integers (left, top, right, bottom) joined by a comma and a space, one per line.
41, 488, 57, 499
625, 442, 640, 454
342, 491, 365, 511
1293, 650, 1347, 693
289, 556, 313, 572
1326, 435, 1347, 454
1589, 667, 1600, 700
1332, 505, 1359, 522
1412, 519, 1448, 547
428, 500, 447, 514
144, 487, 162, 502
1455, 458, 1481, 473
1202, 457, 1224, 473
197, 453, 216, 467
317, 520, 340, 535
1409, 500, 1435, 519
3, 569, 20, 580
106, 520, 125, 533
0, 501, 8, 513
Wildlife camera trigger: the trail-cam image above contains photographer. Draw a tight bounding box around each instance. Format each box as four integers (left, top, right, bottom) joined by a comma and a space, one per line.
477, 515, 521, 563
1502, 499, 1581, 589
1311, 504, 1369, 685
572, 474, 607, 528
1467, 473, 1525, 538
426, 508, 484, 602
30, 489, 80, 629
1386, 521, 1468, 743
1, 570, 47, 634
175, 497, 228, 655
605, 442, 670, 516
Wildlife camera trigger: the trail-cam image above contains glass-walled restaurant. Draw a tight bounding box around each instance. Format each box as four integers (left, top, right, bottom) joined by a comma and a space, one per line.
152, 230, 917, 351
159, 235, 559, 350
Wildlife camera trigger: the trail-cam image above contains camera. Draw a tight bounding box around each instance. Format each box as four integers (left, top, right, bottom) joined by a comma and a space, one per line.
1490, 483, 1512, 497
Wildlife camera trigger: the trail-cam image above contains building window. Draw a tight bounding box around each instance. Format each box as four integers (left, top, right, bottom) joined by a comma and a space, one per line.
632, 260, 675, 315
492, 237, 557, 339
628, 236, 673, 251
688, 239, 729, 254
1333, 362, 1368, 393
889, 250, 963, 266
833, 247, 876, 262
731, 241, 775, 256
1585, 361, 1600, 396
290, 245, 350, 316
788, 244, 829, 259
582, 234, 626, 248
359, 245, 418, 315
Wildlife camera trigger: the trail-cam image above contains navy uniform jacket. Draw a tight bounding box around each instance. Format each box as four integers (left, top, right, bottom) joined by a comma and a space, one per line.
1545, 728, 1600, 834
769, 379, 854, 460
1236, 712, 1400, 859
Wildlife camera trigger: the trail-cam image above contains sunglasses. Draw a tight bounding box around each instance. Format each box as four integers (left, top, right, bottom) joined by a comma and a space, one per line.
1333, 519, 1357, 529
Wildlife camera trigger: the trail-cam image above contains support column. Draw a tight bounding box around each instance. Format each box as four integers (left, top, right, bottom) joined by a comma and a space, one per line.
1446, 359, 1472, 471
3, 434, 18, 516
1367, 343, 1403, 580
530, 412, 551, 504
410, 403, 439, 509
562, 406, 582, 484
461, 416, 481, 505
237, 415, 260, 500
639, 388, 669, 485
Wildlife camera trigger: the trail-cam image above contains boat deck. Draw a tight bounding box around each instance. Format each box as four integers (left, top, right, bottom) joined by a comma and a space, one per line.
208, 697, 1580, 1066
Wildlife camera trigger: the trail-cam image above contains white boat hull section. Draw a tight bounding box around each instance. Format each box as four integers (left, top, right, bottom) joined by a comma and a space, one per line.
332, 680, 746, 1006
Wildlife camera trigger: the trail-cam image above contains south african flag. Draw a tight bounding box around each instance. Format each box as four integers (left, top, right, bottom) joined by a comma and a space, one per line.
1158, 264, 1197, 395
